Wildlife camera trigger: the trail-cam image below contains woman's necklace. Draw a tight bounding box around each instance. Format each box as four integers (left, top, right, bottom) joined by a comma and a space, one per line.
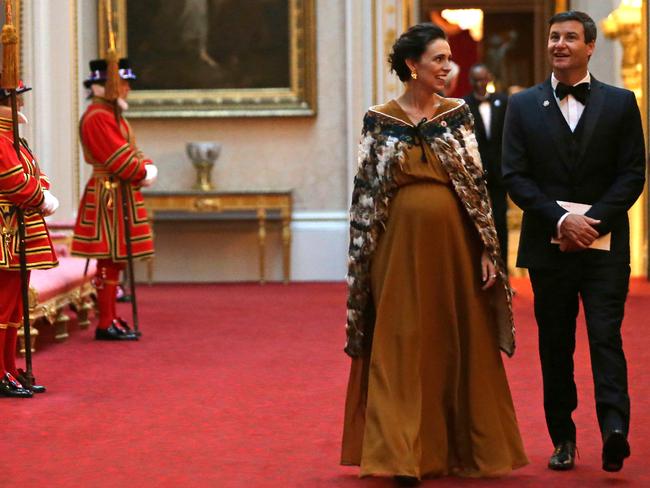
401, 97, 441, 124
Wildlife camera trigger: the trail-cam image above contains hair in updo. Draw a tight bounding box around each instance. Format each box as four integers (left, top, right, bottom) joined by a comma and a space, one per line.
388, 22, 447, 82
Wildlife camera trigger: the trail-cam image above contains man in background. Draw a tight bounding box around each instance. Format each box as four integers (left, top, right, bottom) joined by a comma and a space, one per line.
71, 59, 157, 341
464, 64, 509, 266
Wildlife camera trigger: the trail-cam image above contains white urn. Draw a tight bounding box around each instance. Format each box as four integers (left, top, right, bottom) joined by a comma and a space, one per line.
186, 142, 221, 191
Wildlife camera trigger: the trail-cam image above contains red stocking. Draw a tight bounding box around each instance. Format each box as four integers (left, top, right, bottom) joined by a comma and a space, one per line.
0, 270, 22, 376
5, 272, 29, 378
112, 264, 126, 320
3, 325, 19, 377
0, 328, 6, 374
96, 259, 122, 329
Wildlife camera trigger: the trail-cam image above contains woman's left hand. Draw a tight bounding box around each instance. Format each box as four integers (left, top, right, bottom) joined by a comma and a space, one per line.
480, 250, 497, 290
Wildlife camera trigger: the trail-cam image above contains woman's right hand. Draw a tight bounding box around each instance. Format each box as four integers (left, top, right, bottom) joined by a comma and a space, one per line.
480, 250, 497, 290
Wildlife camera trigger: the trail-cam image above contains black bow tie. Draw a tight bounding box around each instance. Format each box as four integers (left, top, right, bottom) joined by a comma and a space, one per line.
555, 82, 590, 104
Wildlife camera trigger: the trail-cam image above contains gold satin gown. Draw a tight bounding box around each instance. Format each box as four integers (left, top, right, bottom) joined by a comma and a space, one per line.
341, 100, 528, 479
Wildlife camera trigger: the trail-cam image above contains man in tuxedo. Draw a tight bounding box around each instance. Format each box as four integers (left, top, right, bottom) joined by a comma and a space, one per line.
502, 10, 645, 473
464, 64, 509, 266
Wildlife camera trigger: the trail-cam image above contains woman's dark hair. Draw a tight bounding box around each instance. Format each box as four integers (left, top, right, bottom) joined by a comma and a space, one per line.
388, 22, 447, 82
549, 10, 597, 44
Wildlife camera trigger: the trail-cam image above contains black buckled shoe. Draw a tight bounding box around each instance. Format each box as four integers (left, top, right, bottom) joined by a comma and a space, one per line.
548, 440, 576, 470
114, 317, 141, 337
16, 369, 46, 394
0, 372, 33, 398
95, 323, 138, 341
602, 429, 630, 472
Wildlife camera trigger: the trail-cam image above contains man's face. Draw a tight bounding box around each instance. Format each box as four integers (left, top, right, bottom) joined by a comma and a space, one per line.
469, 66, 491, 97
118, 79, 131, 100
0, 94, 25, 109
548, 20, 594, 74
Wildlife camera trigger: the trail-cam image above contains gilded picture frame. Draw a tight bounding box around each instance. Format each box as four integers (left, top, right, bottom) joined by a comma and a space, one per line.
98, 0, 316, 118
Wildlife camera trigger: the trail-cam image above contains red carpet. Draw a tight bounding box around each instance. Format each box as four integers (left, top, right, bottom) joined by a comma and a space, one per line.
1, 279, 649, 487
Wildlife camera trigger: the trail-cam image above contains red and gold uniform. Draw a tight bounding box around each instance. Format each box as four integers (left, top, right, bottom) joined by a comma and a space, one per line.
71, 98, 154, 261
0, 115, 57, 395
71, 97, 154, 334
0, 118, 57, 270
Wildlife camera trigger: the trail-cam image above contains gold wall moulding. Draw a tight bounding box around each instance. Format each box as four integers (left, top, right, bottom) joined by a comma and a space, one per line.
602, 1, 643, 100
98, 0, 317, 118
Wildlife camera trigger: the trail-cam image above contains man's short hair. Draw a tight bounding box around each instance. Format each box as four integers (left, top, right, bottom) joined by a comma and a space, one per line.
549, 10, 597, 44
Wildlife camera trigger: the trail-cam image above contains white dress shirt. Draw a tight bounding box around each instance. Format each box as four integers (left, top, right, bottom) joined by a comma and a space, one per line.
551, 72, 590, 132
478, 100, 491, 139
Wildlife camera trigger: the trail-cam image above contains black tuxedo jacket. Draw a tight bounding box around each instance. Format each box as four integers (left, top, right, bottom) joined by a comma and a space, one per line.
502, 76, 646, 269
463, 92, 508, 192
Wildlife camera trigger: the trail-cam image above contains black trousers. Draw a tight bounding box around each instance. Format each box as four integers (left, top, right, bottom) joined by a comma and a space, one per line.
529, 257, 630, 445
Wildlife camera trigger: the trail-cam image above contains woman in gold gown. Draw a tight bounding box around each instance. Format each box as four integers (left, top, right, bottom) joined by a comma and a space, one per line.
341, 23, 528, 486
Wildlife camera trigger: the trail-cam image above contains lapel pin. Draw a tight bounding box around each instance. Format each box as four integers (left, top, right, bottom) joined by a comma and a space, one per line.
543, 100, 550, 107
494, 99, 501, 107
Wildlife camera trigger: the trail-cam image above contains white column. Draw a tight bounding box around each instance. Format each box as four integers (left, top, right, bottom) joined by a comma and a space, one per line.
21, 0, 81, 221
373, 0, 416, 104
345, 0, 374, 203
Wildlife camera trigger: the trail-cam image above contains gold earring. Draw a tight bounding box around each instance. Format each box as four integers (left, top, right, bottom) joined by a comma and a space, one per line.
410, 70, 417, 80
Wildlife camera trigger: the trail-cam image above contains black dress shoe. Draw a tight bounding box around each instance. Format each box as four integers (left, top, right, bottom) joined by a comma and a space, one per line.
95, 323, 138, 341
393, 476, 420, 487
0, 373, 33, 398
114, 317, 141, 337
602, 429, 630, 472
548, 440, 576, 470
16, 369, 46, 394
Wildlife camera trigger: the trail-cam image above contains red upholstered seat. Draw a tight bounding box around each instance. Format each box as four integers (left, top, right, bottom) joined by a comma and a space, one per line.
30, 258, 96, 302
17, 222, 98, 353
45, 219, 77, 231
43, 219, 78, 258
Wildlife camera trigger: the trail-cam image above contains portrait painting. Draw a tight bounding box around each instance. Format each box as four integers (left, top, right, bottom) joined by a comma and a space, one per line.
99, 0, 316, 118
